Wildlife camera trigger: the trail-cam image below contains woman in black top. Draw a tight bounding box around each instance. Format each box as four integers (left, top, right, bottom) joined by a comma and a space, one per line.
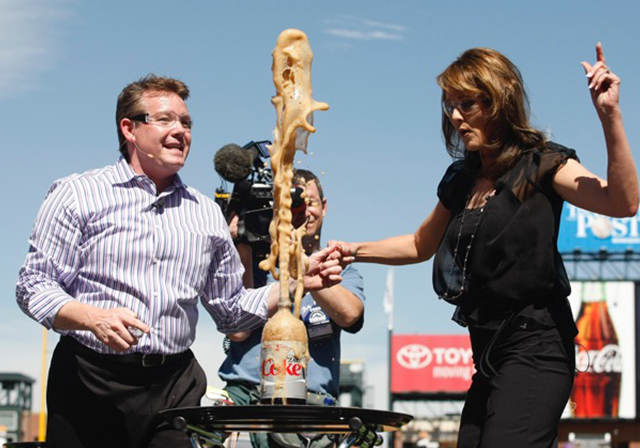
332, 44, 638, 447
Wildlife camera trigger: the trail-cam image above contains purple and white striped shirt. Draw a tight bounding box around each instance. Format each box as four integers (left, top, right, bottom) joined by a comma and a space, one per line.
17, 157, 273, 354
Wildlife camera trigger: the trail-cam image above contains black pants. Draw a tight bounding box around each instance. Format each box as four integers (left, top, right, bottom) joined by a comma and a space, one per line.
457, 325, 575, 448
46, 337, 207, 448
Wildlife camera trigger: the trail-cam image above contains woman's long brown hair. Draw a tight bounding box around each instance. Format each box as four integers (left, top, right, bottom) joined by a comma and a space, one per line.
437, 48, 547, 178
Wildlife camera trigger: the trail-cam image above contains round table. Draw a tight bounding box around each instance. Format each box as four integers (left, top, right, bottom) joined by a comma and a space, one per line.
160, 405, 413, 448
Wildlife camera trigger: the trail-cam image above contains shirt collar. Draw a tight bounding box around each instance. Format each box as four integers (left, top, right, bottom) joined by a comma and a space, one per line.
114, 156, 186, 192
114, 156, 139, 184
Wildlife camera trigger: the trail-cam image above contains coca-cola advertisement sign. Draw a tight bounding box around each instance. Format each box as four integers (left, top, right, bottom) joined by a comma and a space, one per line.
562, 281, 636, 420
391, 335, 473, 394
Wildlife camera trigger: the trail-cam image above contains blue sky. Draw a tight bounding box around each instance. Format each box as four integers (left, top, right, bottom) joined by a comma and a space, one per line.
1, 0, 639, 413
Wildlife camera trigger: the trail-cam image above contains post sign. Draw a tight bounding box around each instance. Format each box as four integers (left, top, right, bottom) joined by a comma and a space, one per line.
391, 334, 473, 394
558, 204, 640, 253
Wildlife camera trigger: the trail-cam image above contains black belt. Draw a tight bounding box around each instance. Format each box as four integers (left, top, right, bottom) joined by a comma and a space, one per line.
61, 336, 190, 368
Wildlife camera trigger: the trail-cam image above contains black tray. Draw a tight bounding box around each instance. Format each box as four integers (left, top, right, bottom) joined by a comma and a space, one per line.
160, 405, 412, 434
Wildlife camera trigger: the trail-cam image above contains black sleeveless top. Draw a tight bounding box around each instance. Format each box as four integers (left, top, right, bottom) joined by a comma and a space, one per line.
433, 142, 578, 337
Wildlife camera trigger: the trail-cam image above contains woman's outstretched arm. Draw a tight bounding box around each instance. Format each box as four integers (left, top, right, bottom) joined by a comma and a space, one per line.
329, 201, 451, 265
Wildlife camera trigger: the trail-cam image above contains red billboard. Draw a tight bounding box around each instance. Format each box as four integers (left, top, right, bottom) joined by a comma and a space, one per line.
391, 334, 473, 394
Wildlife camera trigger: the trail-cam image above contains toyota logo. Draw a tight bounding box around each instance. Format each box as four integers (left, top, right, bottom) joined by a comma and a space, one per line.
397, 344, 432, 369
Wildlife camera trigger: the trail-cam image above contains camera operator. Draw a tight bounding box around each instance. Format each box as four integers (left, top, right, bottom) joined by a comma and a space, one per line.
226, 210, 268, 288
214, 141, 279, 288
218, 168, 366, 448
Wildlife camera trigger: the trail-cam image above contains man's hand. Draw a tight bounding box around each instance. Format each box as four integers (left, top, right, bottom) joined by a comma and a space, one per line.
90, 307, 150, 351
54, 302, 150, 352
227, 211, 240, 239
303, 246, 345, 291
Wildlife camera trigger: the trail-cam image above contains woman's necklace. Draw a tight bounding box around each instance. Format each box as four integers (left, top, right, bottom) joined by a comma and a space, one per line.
441, 195, 489, 301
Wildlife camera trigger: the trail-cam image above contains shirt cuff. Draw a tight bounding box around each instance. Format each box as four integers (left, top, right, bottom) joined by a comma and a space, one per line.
27, 289, 75, 330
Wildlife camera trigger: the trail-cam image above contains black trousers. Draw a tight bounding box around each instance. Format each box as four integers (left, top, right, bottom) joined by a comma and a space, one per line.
46, 337, 207, 448
457, 325, 575, 448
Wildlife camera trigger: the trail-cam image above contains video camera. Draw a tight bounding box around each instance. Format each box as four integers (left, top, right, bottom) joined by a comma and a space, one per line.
214, 140, 305, 256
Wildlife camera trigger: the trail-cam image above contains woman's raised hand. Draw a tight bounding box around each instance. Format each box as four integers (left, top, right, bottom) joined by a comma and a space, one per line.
581, 42, 621, 116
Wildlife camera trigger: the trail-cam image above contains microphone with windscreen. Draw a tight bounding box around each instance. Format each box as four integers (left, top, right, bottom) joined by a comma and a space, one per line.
214, 144, 255, 183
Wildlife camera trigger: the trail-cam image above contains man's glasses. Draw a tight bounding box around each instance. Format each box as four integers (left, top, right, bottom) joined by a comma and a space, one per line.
131, 112, 193, 130
442, 97, 482, 118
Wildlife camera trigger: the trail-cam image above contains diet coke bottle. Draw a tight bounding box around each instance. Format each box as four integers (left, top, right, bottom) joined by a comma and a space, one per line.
259, 307, 308, 405
571, 282, 622, 418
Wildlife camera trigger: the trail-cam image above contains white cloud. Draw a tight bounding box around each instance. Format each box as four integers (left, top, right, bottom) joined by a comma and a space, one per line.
325, 28, 403, 41
362, 19, 406, 33
323, 15, 406, 42
0, 0, 76, 100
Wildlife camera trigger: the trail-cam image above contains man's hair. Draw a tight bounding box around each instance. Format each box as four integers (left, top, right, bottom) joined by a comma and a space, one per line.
293, 168, 324, 201
115, 75, 190, 161
436, 48, 546, 176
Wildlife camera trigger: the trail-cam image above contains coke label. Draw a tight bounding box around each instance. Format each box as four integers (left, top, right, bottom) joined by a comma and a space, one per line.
575, 344, 622, 374
571, 282, 622, 418
259, 340, 307, 404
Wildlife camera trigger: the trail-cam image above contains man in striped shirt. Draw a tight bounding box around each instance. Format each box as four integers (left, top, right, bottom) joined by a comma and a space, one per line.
16, 75, 345, 448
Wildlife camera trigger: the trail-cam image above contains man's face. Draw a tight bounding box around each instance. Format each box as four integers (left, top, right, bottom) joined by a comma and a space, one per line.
125, 92, 192, 183
293, 180, 326, 239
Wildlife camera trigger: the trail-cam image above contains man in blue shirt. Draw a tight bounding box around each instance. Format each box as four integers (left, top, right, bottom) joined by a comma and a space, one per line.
219, 168, 366, 448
